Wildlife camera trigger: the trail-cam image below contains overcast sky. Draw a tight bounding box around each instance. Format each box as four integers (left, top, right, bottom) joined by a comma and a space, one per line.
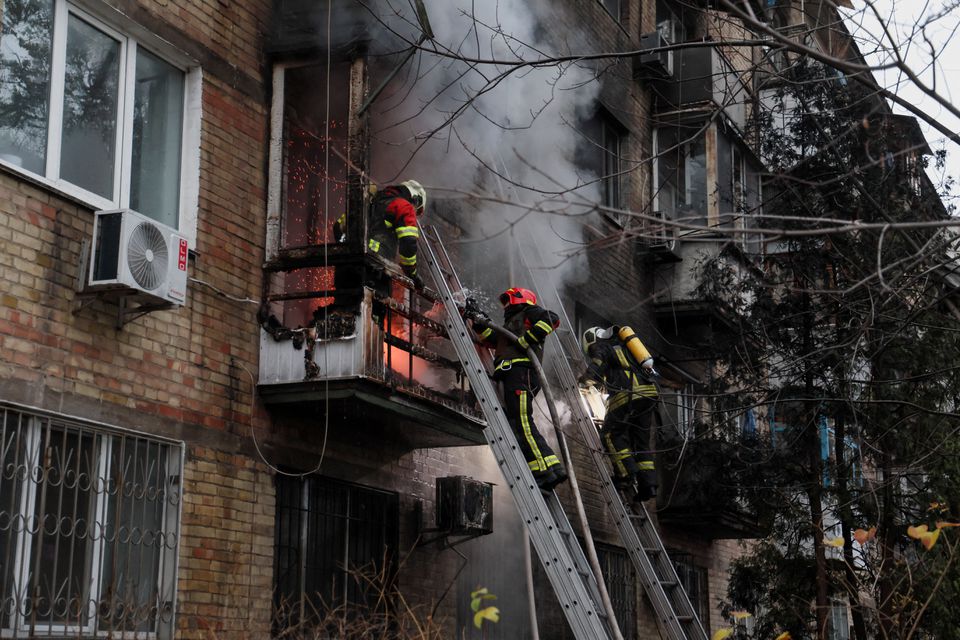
843, 0, 960, 210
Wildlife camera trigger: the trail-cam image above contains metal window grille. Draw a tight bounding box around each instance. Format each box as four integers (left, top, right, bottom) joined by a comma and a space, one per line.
668, 551, 709, 627
596, 544, 637, 639
0, 403, 183, 639
273, 475, 399, 632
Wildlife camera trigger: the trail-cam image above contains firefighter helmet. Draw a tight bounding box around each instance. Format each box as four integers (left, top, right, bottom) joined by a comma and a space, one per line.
581, 326, 616, 355
499, 287, 537, 308
401, 179, 427, 214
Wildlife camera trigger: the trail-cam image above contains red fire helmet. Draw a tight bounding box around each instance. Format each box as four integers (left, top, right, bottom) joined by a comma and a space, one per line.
499, 287, 537, 308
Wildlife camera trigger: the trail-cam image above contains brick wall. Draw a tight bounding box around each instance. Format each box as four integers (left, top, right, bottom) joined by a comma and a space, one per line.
177, 446, 275, 639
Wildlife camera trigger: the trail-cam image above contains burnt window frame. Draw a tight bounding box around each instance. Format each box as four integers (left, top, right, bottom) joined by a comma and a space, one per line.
273, 474, 400, 633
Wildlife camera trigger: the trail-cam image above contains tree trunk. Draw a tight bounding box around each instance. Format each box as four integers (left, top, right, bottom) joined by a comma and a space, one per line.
834, 413, 868, 640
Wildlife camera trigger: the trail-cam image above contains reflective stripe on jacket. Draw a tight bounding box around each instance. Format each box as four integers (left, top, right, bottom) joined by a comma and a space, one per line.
585, 339, 658, 412
367, 188, 419, 274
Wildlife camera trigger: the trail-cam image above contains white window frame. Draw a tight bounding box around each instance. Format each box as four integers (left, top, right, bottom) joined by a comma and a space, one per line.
0, 406, 184, 638
0, 0, 202, 244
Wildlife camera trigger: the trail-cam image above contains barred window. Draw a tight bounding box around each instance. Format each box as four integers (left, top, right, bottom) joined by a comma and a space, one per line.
273, 475, 399, 632
0, 404, 183, 638
669, 550, 709, 626
596, 544, 637, 638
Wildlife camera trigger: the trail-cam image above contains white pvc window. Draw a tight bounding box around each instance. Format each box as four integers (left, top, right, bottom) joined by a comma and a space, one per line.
0, 0, 198, 234
0, 406, 183, 638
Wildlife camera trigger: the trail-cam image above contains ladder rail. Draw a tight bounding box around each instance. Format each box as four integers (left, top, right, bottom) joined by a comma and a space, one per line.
419, 226, 615, 640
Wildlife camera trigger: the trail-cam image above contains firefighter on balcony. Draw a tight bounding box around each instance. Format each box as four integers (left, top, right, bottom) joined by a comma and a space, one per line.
471, 287, 569, 492
367, 179, 427, 289
580, 326, 659, 502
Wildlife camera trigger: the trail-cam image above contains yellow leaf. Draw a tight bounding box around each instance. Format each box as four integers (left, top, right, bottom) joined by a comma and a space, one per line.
920, 528, 942, 551
853, 527, 877, 544
936, 521, 960, 529
824, 536, 845, 548
712, 629, 733, 640
928, 502, 944, 511
907, 525, 929, 539
775, 632, 792, 640
730, 610, 752, 620
473, 606, 500, 629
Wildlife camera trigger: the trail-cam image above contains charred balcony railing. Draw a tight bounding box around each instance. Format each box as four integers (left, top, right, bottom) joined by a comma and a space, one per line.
258, 257, 485, 447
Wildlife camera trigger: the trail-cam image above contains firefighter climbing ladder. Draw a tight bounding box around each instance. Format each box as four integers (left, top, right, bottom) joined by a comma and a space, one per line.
519, 242, 710, 640
420, 226, 616, 640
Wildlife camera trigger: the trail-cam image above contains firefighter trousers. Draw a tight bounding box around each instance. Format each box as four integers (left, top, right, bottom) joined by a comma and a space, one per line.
500, 366, 562, 476
602, 397, 658, 493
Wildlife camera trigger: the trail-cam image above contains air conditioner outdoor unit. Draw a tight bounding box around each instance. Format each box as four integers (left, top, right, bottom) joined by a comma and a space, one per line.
638, 31, 674, 78
435, 475, 493, 536
87, 209, 189, 306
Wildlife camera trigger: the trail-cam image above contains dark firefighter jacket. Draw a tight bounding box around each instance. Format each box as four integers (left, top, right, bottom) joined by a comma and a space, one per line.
477, 303, 560, 374
584, 339, 658, 413
367, 187, 419, 275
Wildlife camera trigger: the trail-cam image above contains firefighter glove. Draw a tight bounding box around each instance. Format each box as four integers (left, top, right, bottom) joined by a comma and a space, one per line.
409, 272, 425, 291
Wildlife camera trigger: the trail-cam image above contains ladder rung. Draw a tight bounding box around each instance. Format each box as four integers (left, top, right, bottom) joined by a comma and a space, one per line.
677, 616, 694, 623
660, 580, 678, 589
642, 547, 661, 555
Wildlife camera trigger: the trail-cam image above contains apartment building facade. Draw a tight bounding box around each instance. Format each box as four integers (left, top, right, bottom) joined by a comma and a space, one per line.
1, 0, 929, 638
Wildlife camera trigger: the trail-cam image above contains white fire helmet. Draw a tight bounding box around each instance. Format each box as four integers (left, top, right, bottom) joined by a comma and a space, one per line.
581, 326, 616, 355
401, 179, 427, 214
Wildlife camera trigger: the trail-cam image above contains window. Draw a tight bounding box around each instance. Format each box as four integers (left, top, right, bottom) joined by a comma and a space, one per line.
653, 127, 707, 229
273, 475, 399, 632
0, 404, 183, 637
661, 384, 698, 438
596, 544, 636, 638
669, 551, 709, 626
0, 0, 198, 232
584, 111, 627, 225
268, 61, 352, 328
829, 598, 850, 640
602, 0, 621, 22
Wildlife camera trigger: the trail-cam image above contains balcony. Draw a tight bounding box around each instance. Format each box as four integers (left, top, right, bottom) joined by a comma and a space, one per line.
657, 435, 766, 539
258, 264, 486, 448
651, 239, 758, 337
651, 46, 751, 133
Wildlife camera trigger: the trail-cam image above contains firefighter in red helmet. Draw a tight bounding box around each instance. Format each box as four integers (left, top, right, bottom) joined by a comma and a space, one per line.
472, 287, 568, 492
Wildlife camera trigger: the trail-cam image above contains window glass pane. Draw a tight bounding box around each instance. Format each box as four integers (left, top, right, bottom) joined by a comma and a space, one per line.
60, 14, 120, 198
0, 0, 54, 174
28, 423, 100, 627
99, 437, 167, 633
130, 48, 183, 228
0, 412, 29, 630
602, 120, 622, 211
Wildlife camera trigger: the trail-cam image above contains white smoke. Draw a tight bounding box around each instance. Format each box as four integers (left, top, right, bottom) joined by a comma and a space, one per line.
367, 0, 604, 303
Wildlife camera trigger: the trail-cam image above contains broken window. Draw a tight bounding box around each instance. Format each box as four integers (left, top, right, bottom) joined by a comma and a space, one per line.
273, 475, 399, 632
0, 405, 182, 637
281, 62, 351, 248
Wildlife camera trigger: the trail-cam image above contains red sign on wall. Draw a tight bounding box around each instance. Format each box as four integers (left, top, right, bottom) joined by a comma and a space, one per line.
178, 238, 188, 271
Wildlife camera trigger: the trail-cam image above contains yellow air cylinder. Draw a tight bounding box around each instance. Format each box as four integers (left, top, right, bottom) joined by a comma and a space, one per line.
618, 326, 652, 364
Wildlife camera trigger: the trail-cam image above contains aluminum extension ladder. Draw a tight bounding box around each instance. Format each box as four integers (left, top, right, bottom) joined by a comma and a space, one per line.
518, 243, 709, 640
420, 226, 616, 640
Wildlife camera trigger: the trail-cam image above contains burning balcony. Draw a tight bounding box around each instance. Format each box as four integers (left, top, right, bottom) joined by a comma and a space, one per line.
259, 264, 485, 448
